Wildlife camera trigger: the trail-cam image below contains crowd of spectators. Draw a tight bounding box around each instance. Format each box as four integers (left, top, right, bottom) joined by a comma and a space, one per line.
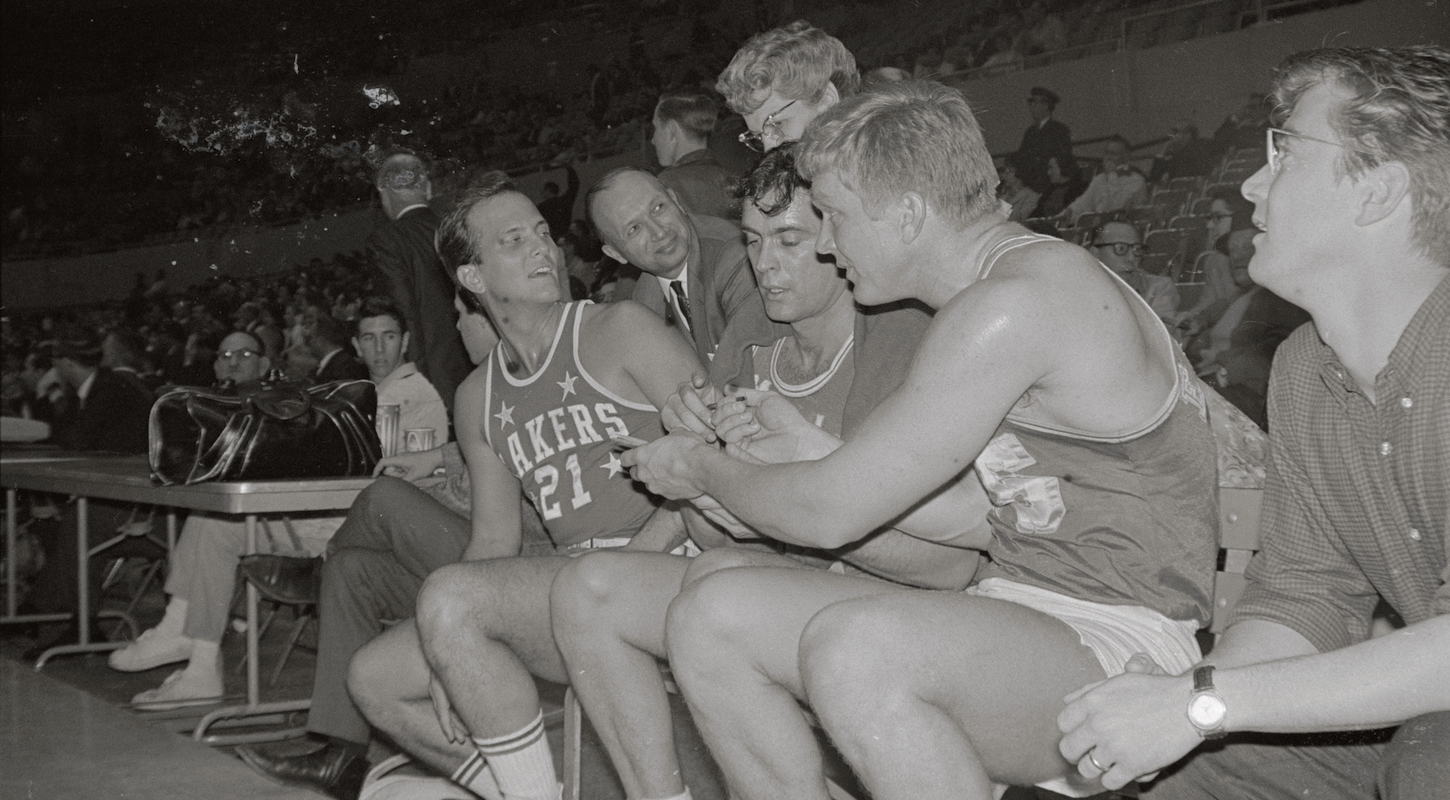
2, 0, 1365, 259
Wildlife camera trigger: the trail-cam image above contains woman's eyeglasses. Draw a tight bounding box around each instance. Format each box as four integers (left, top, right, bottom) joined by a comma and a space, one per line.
738, 99, 798, 152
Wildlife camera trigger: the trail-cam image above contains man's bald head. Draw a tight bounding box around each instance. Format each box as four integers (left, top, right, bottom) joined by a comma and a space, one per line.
375, 151, 433, 219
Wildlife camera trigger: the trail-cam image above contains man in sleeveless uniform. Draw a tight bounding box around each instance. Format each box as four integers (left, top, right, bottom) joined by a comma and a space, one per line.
338, 173, 704, 800
623, 81, 1220, 800
548, 145, 973, 800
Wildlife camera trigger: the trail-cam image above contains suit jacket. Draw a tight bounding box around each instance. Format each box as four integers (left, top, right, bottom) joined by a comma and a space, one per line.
1017, 118, 1074, 193
54, 368, 155, 453
367, 205, 473, 415
659, 149, 739, 220
537, 163, 581, 239
315, 349, 369, 383
631, 214, 762, 368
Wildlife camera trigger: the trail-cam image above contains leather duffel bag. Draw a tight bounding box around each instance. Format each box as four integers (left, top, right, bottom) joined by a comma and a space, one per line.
149, 378, 380, 485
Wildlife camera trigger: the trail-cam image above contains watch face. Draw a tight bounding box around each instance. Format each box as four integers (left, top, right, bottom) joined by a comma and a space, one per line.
1188, 692, 1227, 729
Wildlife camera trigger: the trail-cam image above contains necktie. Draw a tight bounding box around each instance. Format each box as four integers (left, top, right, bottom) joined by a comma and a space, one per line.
670, 280, 693, 332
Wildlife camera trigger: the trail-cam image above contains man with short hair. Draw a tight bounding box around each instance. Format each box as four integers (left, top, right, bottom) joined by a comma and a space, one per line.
352, 296, 448, 455
1064, 136, 1149, 223
1057, 45, 1449, 800
652, 89, 737, 220
367, 150, 472, 413
1090, 221, 1180, 321
1017, 86, 1074, 194
338, 174, 705, 800
309, 312, 368, 383
588, 168, 764, 367
623, 80, 1220, 800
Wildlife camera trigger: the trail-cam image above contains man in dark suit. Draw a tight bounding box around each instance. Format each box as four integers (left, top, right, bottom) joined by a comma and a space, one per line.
366, 150, 472, 415
588, 167, 772, 367
536, 158, 581, 242
1016, 86, 1074, 194
653, 89, 739, 220
308, 313, 368, 383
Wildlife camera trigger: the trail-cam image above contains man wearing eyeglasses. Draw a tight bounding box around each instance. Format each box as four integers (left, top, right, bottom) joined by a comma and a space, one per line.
1090, 221, 1180, 322
1058, 45, 1449, 800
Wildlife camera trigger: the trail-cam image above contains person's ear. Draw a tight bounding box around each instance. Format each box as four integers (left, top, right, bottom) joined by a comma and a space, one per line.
602, 243, 628, 265
818, 81, 841, 111
1355, 161, 1412, 228
456, 264, 487, 295
400, 331, 410, 355
898, 191, 927, 243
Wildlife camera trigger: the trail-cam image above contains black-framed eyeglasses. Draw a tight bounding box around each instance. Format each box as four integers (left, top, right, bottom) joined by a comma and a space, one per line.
738, 99, 798, 152
1266, 126, 1373, 175
217, 349, 260, 360
1093, 242, 1145, 257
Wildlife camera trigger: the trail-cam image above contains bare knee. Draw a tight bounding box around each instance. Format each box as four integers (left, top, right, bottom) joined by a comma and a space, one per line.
799, 599, 908, 714
347, 634, 403, 721
415, 562, 482, 643
665, 568, 764, 674
550, 552, 629, 637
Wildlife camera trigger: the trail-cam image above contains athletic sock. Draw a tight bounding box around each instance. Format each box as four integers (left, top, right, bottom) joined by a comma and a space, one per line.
471, 711, 560, 800
156, 597, 188, 638
186, 638, 220, 671
452, 751, 504, 800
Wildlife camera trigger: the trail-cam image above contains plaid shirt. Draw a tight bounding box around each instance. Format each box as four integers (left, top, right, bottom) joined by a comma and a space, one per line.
1231, 273, 1449, 652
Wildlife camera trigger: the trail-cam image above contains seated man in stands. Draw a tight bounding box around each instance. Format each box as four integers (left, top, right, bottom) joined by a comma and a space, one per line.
111, 309, 450, 710
623, 80, 1220, 800
309, 312, 369, 382
1090, 221, 1180, 322
1063, 136, 1149, 223
549, 144, 964, 800
341, 173, 704, 800
1059, 48, 1448, 800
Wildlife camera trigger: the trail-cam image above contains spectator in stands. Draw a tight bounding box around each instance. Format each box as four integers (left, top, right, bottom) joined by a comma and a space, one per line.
49, 326, 154, 454
998, 155, 1042, 224
1017, 86, 1074, 193
1211, 92, 1272, 160
1184, 228, 1309, 427
626, 79, 1218, 800
588, 168, 766, 368
1173, 188, 1258, 330
1033, 154, 1087, 218
351, 296, 449, 455
1148, 119, 1216, 184
1090, 221, 1180, 323
366, 149, 472, 415
715, 20, 861, 155
652, 89, 738, 220
100, 329, 156, 392
1059, 45, 1449, 799
1063, 136, 1149, 223
308, 312, 368, 383
536, 157, 581, 242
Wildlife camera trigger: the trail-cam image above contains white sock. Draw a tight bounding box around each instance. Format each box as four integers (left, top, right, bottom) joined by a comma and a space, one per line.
472, 711, 560, 800
452, 751, 504, 800
156, 597, 189, 638
644, 790, 693, 800
186, 639, 220, 672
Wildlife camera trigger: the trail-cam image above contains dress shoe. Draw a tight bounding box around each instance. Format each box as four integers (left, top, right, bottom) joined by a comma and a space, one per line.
239, 554, 322, 605
237, 741, 369, 800
108, 627, 194, 672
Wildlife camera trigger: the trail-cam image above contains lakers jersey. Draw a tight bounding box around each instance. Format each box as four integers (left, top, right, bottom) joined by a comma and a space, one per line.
972, 235, 1219, 624
748, 335, 856, 437
482, 302, 666, 547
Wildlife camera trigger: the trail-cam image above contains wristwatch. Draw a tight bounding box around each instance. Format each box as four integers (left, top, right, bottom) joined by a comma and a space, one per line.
1186, 665, 1228, 739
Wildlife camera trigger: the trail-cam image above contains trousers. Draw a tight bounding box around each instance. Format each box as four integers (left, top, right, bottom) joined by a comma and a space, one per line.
1141, 711, 1450, 800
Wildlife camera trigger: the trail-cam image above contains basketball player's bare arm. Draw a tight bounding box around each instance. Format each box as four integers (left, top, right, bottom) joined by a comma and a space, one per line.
625, 252, 1162, 550
582, 301, 707, 410
453, 369, 526, 562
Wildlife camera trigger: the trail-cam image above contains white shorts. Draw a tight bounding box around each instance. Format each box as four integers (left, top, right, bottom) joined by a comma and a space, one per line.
567, 537, 700, 557
965, 577, 1203, 797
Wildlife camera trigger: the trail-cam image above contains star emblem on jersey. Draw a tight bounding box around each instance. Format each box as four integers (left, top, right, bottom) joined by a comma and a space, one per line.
558, 371, 578, 401
602, 451, 626, 478
495, 401, 515, 428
